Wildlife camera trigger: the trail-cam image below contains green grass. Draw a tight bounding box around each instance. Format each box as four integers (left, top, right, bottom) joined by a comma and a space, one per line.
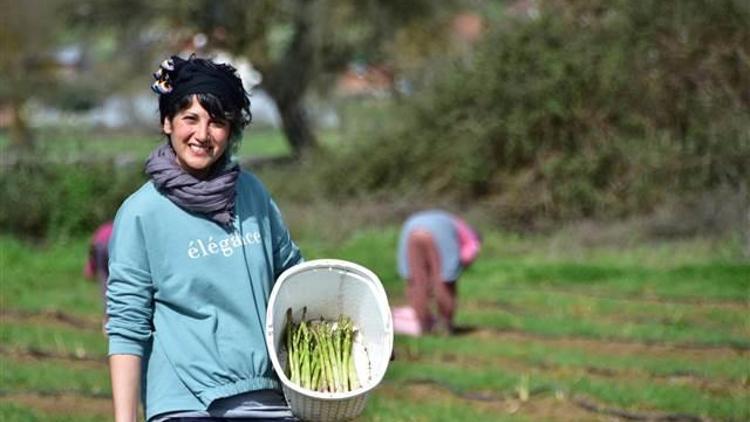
0, 356, 110, 395
362, 383, 531, 422
481, 290, 747, 329
0, 127, 346, 162
469, 260, 750, 301
0, 128, 289, 161
1, 229, 748, 421
0, 404, 42, 422
398, 335, 749, 382
0, 237, 101, 315
1, 322, 107, 357
462, 313, 744, 349
384, 356, 748, 421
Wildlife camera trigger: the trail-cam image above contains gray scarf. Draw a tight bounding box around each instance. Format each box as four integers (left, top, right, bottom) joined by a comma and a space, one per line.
145, 142, 240, 228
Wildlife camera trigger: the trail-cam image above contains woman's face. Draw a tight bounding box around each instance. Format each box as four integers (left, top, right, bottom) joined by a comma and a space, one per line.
163, 95, 231, 178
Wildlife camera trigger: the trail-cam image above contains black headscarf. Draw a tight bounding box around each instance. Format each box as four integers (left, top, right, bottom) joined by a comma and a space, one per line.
152, 55, 247, 111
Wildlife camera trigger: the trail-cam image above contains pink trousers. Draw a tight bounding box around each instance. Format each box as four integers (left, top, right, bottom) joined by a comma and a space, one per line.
406, 229, 457, 332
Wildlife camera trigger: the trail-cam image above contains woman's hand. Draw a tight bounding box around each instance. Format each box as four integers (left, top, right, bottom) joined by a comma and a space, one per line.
110, 354, 142, 422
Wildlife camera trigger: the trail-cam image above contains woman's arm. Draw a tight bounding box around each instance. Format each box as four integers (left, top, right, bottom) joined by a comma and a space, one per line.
110, 354, 142, 422
106, 209, 153, 421
268, 198, 303, 277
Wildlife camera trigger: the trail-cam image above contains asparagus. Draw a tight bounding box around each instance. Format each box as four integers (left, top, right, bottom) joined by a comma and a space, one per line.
284, 308, 361, 393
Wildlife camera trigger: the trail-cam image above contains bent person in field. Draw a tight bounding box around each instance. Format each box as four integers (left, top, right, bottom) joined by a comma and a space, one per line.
83, 220, 113, 332
394, 209, 481, 336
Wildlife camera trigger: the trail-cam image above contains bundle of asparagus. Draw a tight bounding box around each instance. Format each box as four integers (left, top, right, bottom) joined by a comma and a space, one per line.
284, 307, 361, 393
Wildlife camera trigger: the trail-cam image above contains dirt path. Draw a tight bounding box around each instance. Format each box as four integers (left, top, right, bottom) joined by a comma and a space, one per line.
0, 392, 112, 419
375, 381, 598, 421
375, 380, 710, 422
1, 345, 106, 367
1, 308, 102, 331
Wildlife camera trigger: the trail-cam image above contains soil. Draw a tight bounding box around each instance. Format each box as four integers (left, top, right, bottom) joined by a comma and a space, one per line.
375, 381, 610, 422
464, 326, 748, 360
0, 392, 112, 419
1, 308, 101, 331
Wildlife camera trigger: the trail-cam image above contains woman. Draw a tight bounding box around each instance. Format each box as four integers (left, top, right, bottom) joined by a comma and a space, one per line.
107, 55, 303, 422
396, 209, 481, 335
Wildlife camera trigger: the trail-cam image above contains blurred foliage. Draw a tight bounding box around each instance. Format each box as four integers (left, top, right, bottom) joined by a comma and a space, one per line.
0, 0, 69, 149
2, 0, 748, 238
160, 0, 464, 153
0, 0, 166, 149
0, 0, 64, 100
2, 0, 466, 155
314, 0, 750, 223
0, 160, 145, 239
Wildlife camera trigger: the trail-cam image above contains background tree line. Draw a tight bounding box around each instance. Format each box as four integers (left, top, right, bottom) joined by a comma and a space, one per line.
310, 0, 749, 225
1, 0, 748, 240
1, 0, 462, 155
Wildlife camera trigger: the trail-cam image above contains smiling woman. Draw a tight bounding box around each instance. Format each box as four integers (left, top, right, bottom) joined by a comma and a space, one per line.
107, 55, 304, 422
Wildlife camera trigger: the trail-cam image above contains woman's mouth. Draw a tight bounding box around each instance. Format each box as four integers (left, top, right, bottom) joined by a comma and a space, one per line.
188, 142, 211, 155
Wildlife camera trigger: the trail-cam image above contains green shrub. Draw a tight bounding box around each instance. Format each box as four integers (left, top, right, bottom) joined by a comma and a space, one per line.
0, 159, 145, 239
316, 0, 750, 222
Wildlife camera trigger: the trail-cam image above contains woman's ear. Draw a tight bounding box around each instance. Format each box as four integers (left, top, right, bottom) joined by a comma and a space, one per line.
162, 118, 173, 135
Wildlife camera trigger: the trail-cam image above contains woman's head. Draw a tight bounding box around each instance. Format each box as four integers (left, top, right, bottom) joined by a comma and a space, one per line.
151, 55, 251, 176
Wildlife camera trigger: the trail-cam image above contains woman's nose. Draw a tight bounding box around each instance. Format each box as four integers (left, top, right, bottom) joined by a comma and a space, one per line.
194, 121, 210, 141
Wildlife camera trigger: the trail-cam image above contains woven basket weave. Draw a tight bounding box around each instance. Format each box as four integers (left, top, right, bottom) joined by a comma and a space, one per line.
265, 259, 394, 421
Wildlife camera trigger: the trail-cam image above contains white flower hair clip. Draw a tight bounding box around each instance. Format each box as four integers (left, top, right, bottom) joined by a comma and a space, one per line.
151, 58, 176, 94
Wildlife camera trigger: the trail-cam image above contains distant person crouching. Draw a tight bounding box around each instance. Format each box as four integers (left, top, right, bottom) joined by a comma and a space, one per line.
395, 209, 481, 335
84, 220, 113, 328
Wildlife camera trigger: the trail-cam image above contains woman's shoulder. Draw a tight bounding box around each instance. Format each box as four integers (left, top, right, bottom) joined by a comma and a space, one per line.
123, 180, 160, 204
237, 169, 271, 197
114, 181, 165, 219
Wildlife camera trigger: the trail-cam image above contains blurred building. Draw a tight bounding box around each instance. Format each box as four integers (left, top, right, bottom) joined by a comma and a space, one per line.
335, 64, 395, 98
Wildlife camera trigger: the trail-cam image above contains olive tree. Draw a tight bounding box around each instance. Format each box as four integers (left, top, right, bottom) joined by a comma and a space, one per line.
165, 0, 461, 155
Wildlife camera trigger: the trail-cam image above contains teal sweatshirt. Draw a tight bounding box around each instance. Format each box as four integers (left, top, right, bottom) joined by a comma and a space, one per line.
106, 170, 303, 421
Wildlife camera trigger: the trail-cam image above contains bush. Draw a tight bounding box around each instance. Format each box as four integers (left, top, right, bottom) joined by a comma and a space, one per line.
0, 158, 145, 239
316, 0, 750, 223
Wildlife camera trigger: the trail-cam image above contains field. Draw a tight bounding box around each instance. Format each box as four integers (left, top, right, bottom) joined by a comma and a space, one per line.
1, 226, 748, 421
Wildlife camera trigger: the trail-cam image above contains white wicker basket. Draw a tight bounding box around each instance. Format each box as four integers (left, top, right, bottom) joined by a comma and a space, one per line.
265, 259, 394, 421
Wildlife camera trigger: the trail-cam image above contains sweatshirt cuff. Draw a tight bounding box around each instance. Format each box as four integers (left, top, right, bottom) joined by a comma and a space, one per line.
108, 334, 147, 356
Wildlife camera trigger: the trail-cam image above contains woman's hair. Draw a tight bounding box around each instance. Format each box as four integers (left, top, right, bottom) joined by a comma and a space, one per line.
152, 55, 252, 151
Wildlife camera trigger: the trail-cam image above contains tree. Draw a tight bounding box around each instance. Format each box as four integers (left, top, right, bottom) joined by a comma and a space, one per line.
15, 0, 465, 155
315, 0, 750, 221
165, 0, 461, 156
0, 0, 68, 150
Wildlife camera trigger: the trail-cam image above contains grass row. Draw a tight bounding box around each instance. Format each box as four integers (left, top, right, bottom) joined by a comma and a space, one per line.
1, 231, 748, 421
380, 359, 749, 421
